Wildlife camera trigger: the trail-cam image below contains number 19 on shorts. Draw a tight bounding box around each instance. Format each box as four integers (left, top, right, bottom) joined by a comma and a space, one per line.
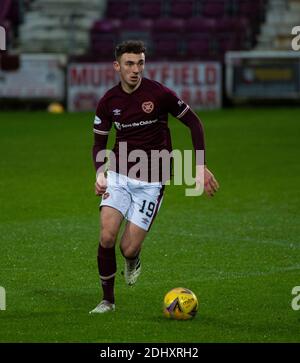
139, 200, 155, 217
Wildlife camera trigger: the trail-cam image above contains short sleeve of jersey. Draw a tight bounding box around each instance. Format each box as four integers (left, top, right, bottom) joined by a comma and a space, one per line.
93, 96, 112, 136
163, 86, 190, 119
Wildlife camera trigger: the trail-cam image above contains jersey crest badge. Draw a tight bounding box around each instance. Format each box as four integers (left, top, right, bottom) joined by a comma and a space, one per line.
142, 101, 154, 113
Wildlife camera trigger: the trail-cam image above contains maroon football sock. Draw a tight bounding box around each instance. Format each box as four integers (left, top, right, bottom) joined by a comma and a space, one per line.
97, 245, 117, 304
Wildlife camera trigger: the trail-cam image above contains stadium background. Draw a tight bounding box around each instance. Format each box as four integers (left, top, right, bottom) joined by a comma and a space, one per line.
0, 0, 299, 343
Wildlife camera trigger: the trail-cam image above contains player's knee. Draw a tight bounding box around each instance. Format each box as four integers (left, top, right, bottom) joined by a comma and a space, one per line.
100, 230, 116, 248
120, 245, 139, 259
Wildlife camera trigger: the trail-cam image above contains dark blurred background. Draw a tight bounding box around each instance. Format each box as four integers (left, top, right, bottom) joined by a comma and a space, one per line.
0, 0, 299, 110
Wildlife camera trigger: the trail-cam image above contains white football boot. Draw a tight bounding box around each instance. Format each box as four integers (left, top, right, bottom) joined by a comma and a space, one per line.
89, 300, 115, 314
124, 257, 141, 286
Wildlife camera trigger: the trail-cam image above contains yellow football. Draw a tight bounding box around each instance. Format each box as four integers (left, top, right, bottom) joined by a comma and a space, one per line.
163, 287, 198, 320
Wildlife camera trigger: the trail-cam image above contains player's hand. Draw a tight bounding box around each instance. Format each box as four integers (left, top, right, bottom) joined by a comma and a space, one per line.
203, 166, 219, 197
95, 172, 107, 196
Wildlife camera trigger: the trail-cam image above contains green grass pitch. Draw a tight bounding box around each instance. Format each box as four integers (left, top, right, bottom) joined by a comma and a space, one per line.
0, 107, 299, 342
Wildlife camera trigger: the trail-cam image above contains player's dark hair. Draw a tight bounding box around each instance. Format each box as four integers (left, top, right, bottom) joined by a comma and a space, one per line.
115, 40, 146, 60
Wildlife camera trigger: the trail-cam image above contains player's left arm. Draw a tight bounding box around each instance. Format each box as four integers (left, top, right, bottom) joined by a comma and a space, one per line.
163, 86, 219, 196
178, 109, 219, 197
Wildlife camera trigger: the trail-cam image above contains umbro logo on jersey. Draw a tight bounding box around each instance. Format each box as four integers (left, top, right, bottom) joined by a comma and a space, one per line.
113, 109, 121, 116
94, 116, 102, 125
178, 100, 184, 106
142, 101, 154, 114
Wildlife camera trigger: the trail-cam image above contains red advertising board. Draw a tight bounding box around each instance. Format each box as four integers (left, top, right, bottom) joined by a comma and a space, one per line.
68, 62, 222, 111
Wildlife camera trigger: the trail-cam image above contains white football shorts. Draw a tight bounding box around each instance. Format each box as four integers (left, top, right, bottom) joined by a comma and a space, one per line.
100, 171, 164, 231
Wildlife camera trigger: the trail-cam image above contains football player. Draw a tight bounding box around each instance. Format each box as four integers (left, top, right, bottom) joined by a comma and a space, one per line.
90, 40, 219, 313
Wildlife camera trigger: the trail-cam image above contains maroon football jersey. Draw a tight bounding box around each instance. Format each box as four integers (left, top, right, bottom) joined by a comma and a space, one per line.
93, 77, 190, 182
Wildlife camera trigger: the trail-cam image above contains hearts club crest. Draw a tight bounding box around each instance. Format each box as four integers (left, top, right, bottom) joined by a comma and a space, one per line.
142, 101, 154, 113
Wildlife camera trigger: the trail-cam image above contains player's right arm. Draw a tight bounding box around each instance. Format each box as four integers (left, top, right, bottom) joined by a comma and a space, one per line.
92, 97, 112, 196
